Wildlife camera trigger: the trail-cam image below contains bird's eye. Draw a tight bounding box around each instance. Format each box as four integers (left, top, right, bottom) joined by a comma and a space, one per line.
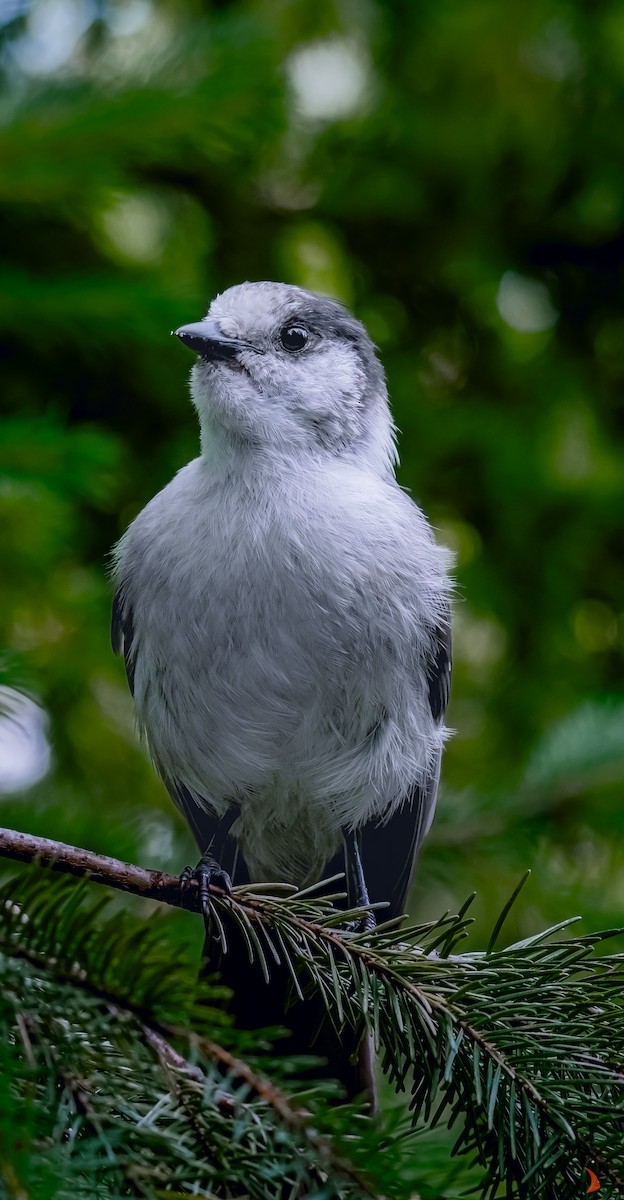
279, 325, 309, 352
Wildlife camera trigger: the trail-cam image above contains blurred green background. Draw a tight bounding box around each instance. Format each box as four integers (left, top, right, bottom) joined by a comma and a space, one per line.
1, 0, 624, 948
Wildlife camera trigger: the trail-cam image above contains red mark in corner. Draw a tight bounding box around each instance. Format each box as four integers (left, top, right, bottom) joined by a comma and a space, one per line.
585, 1167, 601, 1193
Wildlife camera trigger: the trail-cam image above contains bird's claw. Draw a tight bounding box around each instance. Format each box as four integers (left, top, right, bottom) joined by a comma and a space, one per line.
180, 853, 232, 916
345, 910, 376, 935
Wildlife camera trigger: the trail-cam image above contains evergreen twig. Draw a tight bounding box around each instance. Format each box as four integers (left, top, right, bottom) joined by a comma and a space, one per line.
1, 825, 623, 1198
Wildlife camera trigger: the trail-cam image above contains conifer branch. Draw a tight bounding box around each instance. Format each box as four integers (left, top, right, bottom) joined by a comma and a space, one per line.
1, 824, 623, 1197
4, 895, 375, 1193
143, 1025, 382, 1199
0, 839, 383, 1197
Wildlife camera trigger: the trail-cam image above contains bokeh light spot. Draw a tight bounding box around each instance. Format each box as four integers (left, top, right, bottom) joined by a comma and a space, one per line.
496, 271, 558, 333
287, 37, 372, 122
0, 688, 51, 795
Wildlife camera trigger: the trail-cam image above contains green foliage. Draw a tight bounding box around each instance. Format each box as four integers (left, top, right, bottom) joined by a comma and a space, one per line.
0, 866, 434, 1199
1, 865, 623, 1198
2, 0, 624, 931
0, 869, 366, 1199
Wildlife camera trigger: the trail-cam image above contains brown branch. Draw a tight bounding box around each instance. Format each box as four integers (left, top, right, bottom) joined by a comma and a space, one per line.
0, 825, 203, 911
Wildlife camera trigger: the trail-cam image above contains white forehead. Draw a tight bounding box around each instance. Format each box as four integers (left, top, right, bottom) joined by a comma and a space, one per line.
208, 281, 317, 337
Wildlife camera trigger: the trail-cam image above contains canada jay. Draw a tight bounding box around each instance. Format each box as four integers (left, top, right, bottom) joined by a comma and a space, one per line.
111, 281, 452, 1095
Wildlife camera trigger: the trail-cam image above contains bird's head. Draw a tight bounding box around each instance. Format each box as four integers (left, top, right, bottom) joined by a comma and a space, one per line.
174, 281, 397, 476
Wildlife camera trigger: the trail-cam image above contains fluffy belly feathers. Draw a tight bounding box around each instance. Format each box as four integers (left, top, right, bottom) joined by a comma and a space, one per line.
114, 461, 448, 882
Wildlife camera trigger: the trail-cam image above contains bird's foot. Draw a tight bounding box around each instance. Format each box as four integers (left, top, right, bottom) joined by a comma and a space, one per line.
345, 909, 376, 935
180, 853, 232, 916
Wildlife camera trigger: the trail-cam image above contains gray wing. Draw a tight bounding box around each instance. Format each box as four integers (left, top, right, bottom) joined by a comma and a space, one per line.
358, 615, 452, 922
112, 588, 249, 882
111, 588, 136, 695
426, 616, 452, 723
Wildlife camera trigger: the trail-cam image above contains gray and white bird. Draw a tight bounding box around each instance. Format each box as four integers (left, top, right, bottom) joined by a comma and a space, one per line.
111, 281, 452, 1095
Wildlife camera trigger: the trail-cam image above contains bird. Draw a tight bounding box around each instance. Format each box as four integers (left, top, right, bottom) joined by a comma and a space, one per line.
111, 281, 452, 1100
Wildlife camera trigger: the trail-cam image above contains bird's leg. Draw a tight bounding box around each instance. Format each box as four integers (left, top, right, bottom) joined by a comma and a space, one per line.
180, 805, 240, 915
342, 827, 376, 933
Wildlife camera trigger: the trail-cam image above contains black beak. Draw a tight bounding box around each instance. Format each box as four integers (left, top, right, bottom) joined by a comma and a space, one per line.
173, 319, 255, 362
